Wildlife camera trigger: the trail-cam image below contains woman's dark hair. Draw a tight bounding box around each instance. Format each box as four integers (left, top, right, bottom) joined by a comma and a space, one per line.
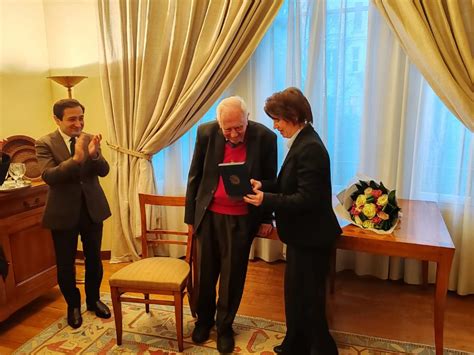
53, 99, 85, 120
264, 87, 313, 124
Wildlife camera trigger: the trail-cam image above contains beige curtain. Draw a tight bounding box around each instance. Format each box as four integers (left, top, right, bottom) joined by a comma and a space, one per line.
373, 0, 474, 132
97, 0, 283, 261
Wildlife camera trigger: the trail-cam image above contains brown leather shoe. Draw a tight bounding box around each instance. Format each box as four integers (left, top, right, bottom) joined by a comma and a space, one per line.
86, 300, 111, 319
67, 307, 82, 329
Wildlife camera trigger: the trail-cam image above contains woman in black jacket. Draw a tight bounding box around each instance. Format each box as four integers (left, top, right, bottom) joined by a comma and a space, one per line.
244, 87, 340, 355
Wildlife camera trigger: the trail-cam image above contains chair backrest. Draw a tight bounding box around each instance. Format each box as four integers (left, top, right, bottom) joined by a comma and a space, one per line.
138, 194, 192, 261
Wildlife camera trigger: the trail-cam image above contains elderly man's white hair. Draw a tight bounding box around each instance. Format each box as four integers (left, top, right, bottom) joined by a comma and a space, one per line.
216, 96, 248, 124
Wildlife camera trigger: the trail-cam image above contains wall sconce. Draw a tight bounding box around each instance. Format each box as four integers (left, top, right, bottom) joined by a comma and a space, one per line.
47, 75, 87, 98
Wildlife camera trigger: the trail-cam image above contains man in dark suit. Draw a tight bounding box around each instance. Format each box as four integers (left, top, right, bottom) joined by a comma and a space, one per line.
245, 87, 341, 355
185, 96, 277, 353
36, 98, 111, 329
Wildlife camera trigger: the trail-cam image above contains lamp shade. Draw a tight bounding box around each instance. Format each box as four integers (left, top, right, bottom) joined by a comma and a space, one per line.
47, 75, 87, 98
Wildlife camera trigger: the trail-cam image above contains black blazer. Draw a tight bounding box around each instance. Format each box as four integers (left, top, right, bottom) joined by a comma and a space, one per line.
185, 120, 277, 235
262, 124, 341, 248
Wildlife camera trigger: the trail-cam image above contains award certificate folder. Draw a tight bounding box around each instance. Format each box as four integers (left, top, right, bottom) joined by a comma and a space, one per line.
218, 162, 252, 197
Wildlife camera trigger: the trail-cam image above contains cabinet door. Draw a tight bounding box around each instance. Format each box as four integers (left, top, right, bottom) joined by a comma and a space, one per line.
9, 211, 56, 286
1, 207, 57, 320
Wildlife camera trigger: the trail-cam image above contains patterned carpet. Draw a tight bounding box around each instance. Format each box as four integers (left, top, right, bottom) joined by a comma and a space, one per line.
14, 295, 468, 355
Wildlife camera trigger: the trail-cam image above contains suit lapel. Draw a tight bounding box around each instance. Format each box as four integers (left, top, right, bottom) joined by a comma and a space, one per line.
244, 122, 257, 170
214, 127, 225, 164
278, 125, 312, 180
51, 130, 71, 162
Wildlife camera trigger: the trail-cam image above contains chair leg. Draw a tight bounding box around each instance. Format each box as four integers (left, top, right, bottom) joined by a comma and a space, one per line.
144, 293, 150, 313
174, 291, 184, 352
110, 286, 123, 345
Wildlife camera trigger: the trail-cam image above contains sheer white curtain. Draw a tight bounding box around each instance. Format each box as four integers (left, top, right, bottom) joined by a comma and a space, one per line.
335, 1, 474, 295
154, 0, 474, 294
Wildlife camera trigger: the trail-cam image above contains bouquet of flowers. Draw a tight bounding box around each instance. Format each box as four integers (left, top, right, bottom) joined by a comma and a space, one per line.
335, 179, 401, 234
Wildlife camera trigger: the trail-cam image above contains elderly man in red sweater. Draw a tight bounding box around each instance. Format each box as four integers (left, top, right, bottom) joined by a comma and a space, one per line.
185, 96, 277, 353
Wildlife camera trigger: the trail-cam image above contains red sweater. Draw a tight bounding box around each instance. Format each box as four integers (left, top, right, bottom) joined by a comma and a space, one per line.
209, 142, 248, 215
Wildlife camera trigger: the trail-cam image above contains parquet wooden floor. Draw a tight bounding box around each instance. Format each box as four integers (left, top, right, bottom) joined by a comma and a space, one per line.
1, 259, 473, 353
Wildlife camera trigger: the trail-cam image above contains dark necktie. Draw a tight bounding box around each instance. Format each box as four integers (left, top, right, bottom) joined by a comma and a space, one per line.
69, 137, 76, 157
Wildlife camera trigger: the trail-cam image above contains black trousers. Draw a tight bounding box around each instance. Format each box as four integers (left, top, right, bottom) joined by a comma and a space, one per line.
281, 244, 338, 355
195, 211, 252, 335
51, 197, 103, 308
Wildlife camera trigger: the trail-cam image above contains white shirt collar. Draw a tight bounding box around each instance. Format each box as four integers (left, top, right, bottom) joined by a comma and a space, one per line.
286, 126, 304, 149
57, 129, 74, 154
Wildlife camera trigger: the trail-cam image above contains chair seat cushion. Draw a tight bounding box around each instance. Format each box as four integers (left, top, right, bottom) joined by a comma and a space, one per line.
109, 257, 190, 291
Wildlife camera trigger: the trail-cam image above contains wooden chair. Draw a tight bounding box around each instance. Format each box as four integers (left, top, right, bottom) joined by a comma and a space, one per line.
109, 194, 195, 352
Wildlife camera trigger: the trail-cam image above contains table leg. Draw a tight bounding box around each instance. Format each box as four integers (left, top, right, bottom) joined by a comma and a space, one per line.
422, 260, 429, 288
434, 252, 454, 355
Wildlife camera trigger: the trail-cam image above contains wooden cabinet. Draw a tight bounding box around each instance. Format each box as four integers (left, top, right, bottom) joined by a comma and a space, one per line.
0, 183, 57, 321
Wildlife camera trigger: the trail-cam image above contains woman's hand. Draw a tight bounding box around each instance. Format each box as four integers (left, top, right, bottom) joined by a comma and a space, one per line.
244, 187, 264, 206
250, 178, 262, 190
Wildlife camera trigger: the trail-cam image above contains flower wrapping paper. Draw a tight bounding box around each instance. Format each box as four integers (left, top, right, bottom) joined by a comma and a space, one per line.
334, 177, 401, 235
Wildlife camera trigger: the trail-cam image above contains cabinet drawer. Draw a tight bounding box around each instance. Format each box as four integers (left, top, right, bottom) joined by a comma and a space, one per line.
0, 185, 48, 219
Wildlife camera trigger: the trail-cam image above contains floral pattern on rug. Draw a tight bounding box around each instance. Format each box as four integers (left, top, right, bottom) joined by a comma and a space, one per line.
14, 296, 468, 355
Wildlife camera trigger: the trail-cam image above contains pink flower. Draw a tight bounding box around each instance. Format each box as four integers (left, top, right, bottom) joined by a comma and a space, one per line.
372, 216, 382, 224
350, 206, 361, 215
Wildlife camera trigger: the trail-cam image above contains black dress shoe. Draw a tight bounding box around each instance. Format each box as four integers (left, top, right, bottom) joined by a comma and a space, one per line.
217, 332, 235, 353
191, 324, 212, 343
67, 307, 82, 329
86, 300, 111, 319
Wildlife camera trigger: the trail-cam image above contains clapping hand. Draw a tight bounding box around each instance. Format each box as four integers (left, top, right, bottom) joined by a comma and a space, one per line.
88, 134, 102, 159
72, 134, 87, 163
73, 134, 102, 163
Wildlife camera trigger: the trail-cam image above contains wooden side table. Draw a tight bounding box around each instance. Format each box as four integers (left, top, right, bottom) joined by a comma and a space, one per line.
330, 199, 455, 355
